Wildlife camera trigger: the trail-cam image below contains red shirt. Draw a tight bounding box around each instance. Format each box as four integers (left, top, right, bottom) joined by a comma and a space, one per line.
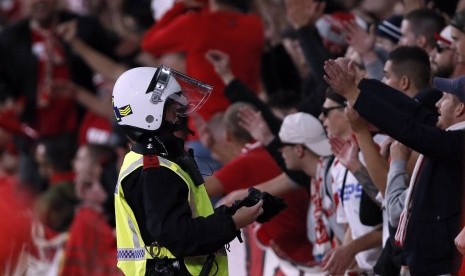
215, 145, 314, 265
60, 206, 122, 276
215, 146, 281, 194
141, 4, 264, 122
255, 188, 314, 265
0, 177, 33, 270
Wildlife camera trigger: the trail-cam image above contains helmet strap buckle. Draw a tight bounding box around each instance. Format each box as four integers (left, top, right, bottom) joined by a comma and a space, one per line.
148, 66, 171, 104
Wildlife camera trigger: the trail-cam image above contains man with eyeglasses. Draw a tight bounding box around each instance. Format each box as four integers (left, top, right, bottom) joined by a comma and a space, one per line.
318, 89, 382, 275
431, 26, 457, 78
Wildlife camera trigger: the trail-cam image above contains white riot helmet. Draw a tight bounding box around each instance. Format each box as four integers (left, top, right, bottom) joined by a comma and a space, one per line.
112, 66, 211, 138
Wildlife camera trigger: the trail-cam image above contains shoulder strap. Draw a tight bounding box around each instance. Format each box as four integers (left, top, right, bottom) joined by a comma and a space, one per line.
340, 168, 349, 206
323, 156, 335, 199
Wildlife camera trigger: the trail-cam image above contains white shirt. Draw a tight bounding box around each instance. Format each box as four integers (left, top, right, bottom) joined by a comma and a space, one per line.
331, 159, 382, 270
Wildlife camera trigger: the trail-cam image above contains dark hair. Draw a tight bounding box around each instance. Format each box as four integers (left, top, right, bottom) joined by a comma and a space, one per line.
215, 0, 250, 13
41, 137, 76, 172
325, 87, 347, 106
405, 8, 446, 48
122, 0, 154, 31
388, 46, 431, 90
36, 183, 78, 232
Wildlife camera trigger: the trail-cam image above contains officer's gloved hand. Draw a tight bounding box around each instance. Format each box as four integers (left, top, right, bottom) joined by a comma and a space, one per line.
229, 187, 287, 223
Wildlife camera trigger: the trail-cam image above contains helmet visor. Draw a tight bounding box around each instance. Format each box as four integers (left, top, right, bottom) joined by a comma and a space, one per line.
170, 69, 212, 116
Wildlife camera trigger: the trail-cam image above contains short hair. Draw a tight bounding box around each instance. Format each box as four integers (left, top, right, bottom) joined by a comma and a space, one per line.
36, 183, 78, 232
223, 102, 256, 143
388, 46, 431, 90
325, 87, 347, 106
84, 143, 117, 167
405, 8, 446, 48
40, 137, 76, 172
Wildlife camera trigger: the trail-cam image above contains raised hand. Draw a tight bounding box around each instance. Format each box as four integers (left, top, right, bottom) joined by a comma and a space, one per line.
329, 135, 362, 172
205, 49, 234, 85
389, 141, 412, 162
344, 20, 376, 56
237, 106, 275, 145
56, 20, 78, 43
379, 136, 394, 159
324, 58, 360, 102
284, 0, 325, 29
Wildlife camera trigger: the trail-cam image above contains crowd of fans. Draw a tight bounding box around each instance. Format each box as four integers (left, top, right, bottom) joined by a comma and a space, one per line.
1, 0, 465, 275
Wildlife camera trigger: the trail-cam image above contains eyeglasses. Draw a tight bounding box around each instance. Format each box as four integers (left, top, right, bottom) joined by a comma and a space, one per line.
436, 44, 451, 54
321, 106, 346, 117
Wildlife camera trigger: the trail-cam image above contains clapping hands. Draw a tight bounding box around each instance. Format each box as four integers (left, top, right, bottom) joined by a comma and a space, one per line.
324, 58, 361, 103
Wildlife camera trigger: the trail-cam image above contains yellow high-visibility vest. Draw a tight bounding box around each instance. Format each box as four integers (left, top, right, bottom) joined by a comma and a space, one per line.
115, 151, 228, 275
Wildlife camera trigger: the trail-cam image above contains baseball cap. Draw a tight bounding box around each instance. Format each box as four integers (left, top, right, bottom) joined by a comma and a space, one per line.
434, 25, 453, 46
432, 76, 465, 103
279, 112, 332, 157
451, 8, 465, 32
376, 15, 403, 44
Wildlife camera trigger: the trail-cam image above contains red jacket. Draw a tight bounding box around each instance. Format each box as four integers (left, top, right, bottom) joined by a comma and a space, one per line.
142, 4, 264, 122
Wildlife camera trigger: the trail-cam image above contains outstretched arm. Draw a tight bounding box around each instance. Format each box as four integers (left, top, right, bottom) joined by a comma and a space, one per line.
206, 49, 282, 134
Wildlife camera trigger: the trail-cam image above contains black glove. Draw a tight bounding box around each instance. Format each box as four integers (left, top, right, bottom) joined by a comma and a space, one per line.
229, 187, 287, 223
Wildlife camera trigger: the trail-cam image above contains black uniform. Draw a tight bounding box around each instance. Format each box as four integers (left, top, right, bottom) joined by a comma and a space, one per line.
121, 134, 238, 274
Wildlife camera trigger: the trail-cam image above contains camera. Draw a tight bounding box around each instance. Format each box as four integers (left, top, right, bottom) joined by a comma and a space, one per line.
230, 187, 287, 223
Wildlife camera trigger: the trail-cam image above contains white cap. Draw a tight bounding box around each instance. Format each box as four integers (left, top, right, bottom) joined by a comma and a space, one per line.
435, 25, 453, 46
279, 113, 332, 157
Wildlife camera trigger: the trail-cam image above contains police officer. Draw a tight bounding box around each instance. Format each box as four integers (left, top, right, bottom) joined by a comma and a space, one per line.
112, 66, 264, 275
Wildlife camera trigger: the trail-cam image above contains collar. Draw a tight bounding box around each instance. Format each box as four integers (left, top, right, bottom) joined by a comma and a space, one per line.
131, 134, 185, 161
447, 121, 465, 131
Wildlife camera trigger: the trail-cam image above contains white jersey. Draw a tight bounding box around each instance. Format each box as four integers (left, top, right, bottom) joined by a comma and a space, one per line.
331, 159, 382, 271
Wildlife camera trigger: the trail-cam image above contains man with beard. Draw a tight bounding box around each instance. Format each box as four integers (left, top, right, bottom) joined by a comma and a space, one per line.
430, 26, 457, 78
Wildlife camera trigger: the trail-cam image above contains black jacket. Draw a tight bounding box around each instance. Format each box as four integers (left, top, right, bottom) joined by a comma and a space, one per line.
354, 79, 464, 275
121, 135, 237, 273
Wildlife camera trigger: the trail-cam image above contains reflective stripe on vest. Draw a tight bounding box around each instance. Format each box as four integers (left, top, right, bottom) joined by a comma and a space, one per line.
115, 151, 228, 275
